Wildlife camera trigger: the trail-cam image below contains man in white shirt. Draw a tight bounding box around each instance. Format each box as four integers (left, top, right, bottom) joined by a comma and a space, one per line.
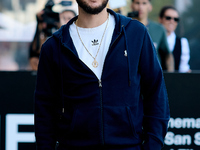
34, 0, 170, 149
159, 6, 191, 73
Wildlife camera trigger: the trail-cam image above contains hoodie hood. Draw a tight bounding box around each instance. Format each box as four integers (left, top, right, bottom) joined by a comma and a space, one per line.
35, 7, 169, 149
52, 9, 134, 113
53, 9, 132, 47
53, 9, 133, 86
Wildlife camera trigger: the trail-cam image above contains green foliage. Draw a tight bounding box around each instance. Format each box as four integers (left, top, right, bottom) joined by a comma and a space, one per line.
181, 0, 200, 39
179, 0, 200, 70
149, 0, 175, 21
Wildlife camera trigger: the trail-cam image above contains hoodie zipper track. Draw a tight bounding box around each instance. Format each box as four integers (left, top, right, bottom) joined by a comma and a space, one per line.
97, 31, 123, 145
61, 44, 105, 145
61, 28, 123, 145
109, 30, 122, 49
99, 80, 104, 145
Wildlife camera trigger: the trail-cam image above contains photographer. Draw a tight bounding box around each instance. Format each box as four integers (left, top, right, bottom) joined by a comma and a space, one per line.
29, 0, 77, 71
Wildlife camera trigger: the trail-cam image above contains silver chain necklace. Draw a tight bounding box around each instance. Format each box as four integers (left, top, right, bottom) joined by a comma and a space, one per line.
75, 15, 109, 68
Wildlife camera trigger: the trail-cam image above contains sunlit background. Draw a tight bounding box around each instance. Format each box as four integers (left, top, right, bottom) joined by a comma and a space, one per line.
0, 0, 199, 71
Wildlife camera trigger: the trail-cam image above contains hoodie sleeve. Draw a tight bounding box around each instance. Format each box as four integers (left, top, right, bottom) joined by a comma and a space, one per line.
34, 40, 60, 150
139, 30, 170, 150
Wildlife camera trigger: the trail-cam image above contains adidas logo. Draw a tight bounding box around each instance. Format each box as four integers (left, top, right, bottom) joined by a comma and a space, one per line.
91, 39, 99, 46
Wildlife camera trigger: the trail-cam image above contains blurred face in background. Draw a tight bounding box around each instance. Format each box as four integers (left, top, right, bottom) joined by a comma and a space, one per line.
59, 10, 76, 26
131, 0, 152, 21
159, 9, 179, 35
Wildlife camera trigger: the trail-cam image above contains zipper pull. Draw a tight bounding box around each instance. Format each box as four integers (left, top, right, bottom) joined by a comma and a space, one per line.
55, 141, 59, 149
62, 108, 65, 113
99, 80, 102, 87
124, 50, 127, 57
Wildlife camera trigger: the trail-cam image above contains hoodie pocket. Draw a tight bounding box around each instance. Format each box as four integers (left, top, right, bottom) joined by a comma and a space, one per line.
104, 106, 140, 145
67, 107, 101, 145
126, 106, 139, 139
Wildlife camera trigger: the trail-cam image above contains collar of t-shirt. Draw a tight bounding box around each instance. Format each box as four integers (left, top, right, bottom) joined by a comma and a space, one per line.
69, 13, 115, 80
167, 32, 176, 52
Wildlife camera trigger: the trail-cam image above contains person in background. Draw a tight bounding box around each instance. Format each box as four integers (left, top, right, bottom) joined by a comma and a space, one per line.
159, 6, 191, 73
34, 0, 170, 149
53, 1, 78, 27
29, 0, 77, 71
29, 10, 47, 71
131, 0, 174, 72
59, 10, 76, 27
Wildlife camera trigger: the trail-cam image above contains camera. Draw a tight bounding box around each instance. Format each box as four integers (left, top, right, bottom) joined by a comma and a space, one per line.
127, 11, 139, 18
42, 0, 59, 36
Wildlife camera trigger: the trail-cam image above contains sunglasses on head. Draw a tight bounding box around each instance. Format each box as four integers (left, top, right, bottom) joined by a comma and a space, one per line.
165, 16, 180, 22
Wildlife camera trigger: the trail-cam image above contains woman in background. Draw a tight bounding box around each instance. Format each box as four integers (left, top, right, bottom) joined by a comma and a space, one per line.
159, 6, 191, 73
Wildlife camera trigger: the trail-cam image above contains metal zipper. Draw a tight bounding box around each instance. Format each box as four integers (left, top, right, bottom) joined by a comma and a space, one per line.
62, 43, 105, 144
99, 31, 122, 83
61, 30, 123, 145
55, 141, 59, 150
99, 80, 102, 87
97, 30, 122, 145
99, 80, 104, 145
109, 32, 122, 50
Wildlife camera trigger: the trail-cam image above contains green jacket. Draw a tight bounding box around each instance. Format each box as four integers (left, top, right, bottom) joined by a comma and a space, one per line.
147, 20, 170, 70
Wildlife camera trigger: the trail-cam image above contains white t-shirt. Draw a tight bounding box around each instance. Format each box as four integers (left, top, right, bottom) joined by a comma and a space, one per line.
69, 13, 115, 79
167, 32, 190, 72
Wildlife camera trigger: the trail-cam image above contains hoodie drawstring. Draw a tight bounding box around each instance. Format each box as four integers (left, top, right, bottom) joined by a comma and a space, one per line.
58, 36, 65, 114
122, 26, 132, 87
58, 25, 131, 112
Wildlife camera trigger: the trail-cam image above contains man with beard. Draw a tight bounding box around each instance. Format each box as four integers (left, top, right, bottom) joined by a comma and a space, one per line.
34, 0, 170, 149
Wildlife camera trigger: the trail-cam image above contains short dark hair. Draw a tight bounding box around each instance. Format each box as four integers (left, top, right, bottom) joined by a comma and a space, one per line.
159, 6, 178, 18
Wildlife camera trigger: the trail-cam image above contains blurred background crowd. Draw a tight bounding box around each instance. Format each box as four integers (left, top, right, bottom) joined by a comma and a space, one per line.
0, 0, 199, 72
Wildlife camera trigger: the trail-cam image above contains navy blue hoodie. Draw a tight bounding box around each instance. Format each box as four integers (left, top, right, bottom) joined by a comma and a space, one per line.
34, 9, 170, 150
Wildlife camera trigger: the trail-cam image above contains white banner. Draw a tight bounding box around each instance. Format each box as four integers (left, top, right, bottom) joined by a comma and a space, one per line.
109, 0, 127, 9
0, 13, 36, 42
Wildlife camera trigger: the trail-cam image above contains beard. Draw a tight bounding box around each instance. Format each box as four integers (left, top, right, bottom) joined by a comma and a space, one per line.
76, 0, 108, 15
